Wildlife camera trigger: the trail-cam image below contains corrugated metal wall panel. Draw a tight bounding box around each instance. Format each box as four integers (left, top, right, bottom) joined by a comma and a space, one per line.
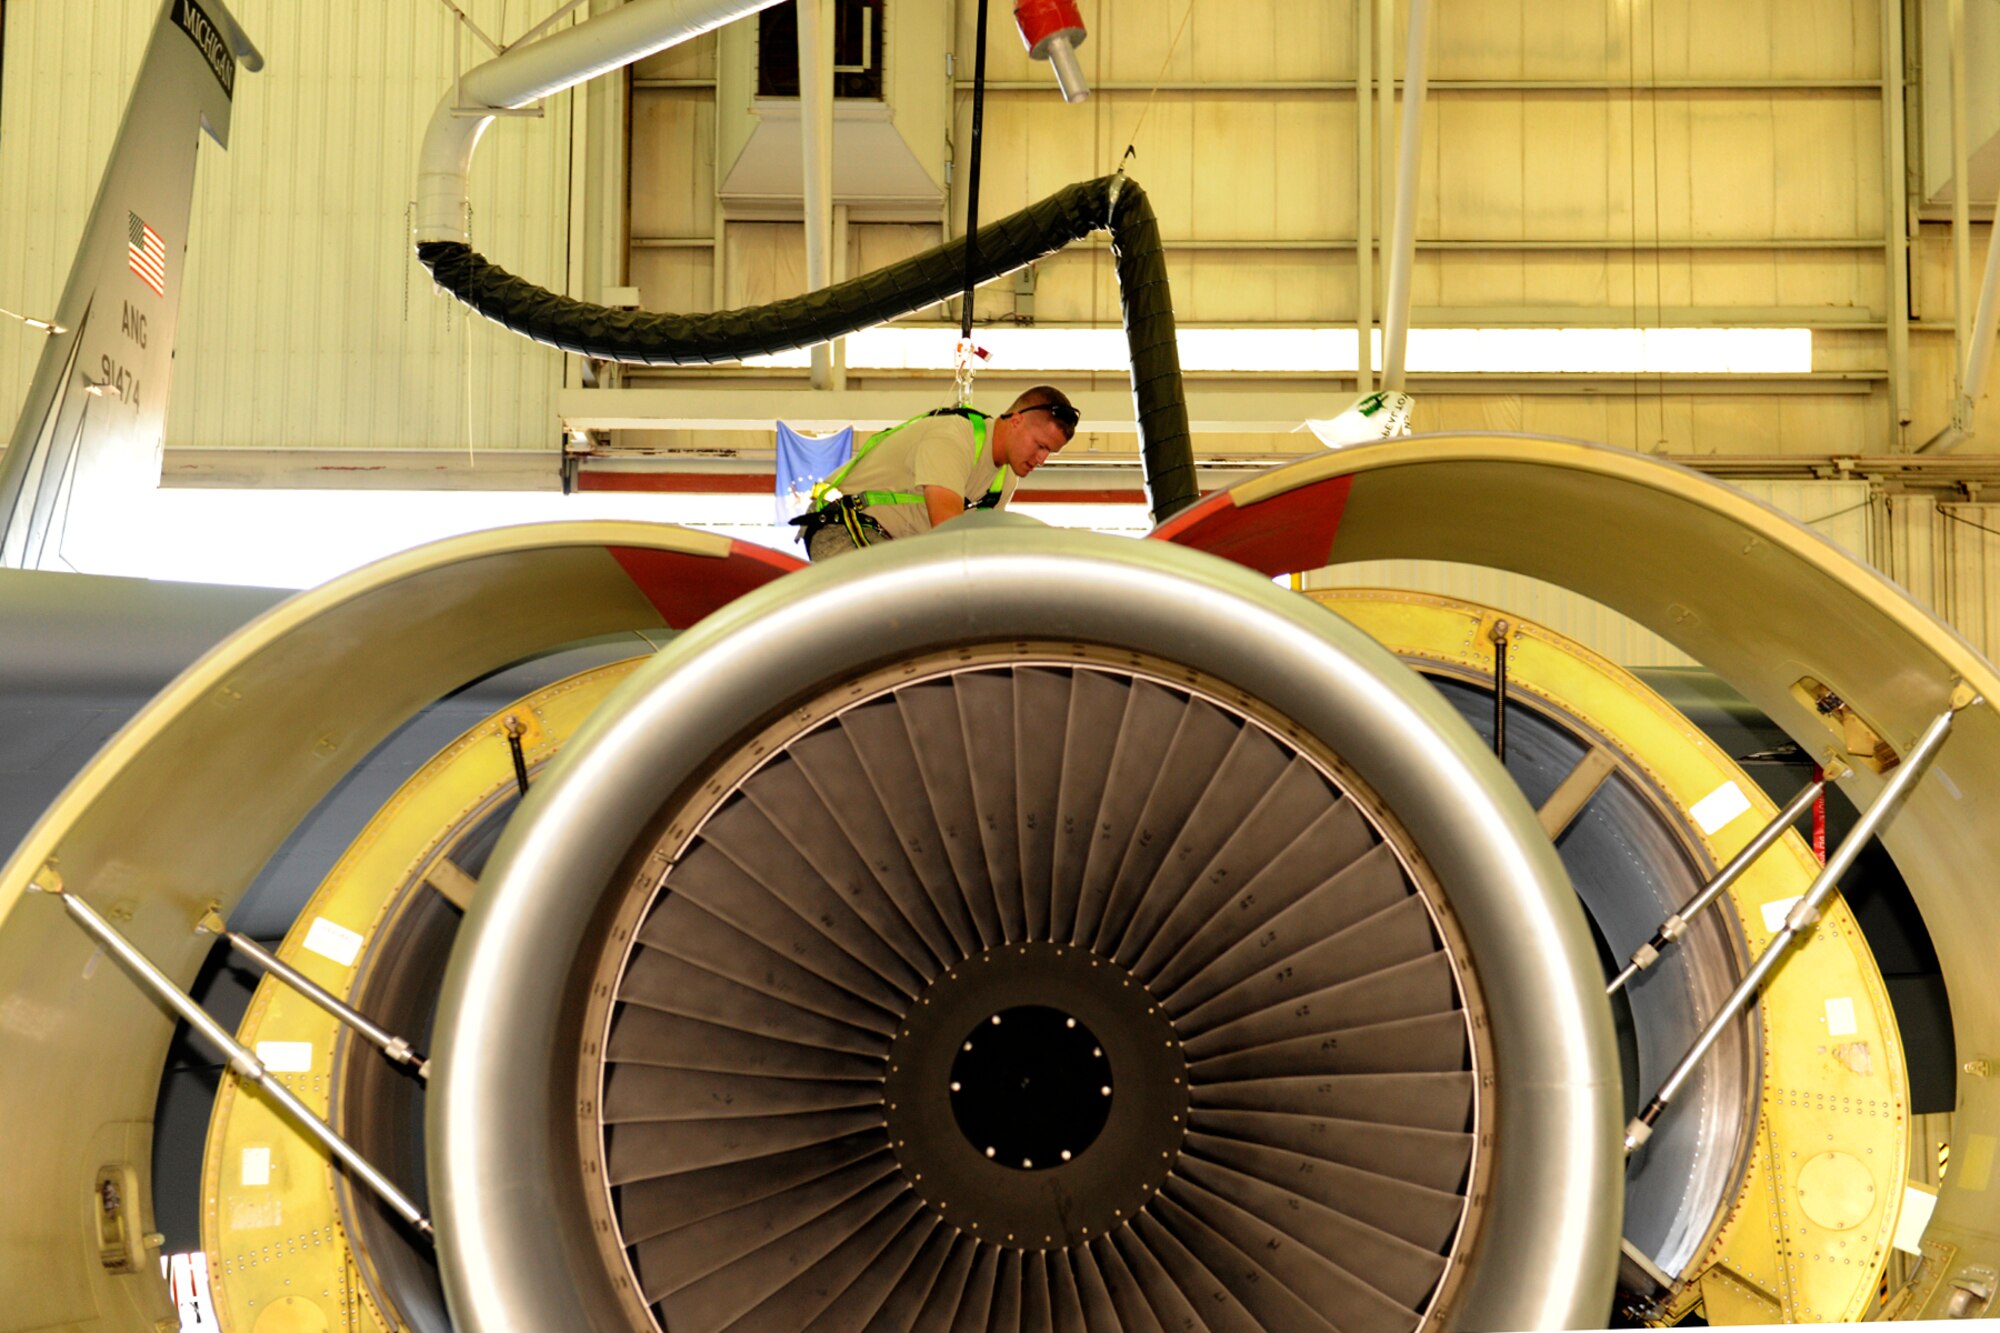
1876, 492, 1942, 613
1905, 228, 2000, 447
1306, 479, 1877, 668
1936, 503, 2000, 663
603, 0, 1902, 456
0, 2, 151, 438
937, 0, 1886, 295
1, 0, 575, 455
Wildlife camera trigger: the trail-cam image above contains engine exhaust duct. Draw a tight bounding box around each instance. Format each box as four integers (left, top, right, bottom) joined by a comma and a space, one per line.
410, 0, 1195, 519
418, 174, 1197, 520
413, 0, 782, 247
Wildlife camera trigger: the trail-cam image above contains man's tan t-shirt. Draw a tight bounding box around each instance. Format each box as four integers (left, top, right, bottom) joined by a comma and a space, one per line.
839, 413, 1018, 541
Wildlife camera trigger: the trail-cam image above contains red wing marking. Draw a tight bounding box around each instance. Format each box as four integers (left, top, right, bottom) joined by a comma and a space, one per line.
609, 541, 804, 629
1146, 475, 1353, 577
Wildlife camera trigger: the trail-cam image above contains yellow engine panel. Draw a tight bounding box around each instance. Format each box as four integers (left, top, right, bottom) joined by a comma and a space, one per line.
1312, 589, 1911, 1325
200, 657, 644, 1332
193, 584, 1919, 1329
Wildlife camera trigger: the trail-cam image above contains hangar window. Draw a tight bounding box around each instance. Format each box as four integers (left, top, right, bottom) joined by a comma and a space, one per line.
757, 0, 885, 100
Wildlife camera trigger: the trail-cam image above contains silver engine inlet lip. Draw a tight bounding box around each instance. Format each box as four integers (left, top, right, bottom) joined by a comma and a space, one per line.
428, 517, 1623, 1332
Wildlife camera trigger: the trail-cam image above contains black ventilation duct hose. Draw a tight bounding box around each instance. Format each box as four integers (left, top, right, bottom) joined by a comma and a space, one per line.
415, 174, 1198, 522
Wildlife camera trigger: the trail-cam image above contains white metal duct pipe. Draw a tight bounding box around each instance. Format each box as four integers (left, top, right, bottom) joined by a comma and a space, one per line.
1967, 211, 2000, 408
1375, 0, 1394, 302
799, 0, 836, 390
1355, 0, 1375, 395
1881, 0, 1910, 440
1920, 205, 2000, 454
414, 0, 783, 245
1381, 0, 1435, 390
1950, 0, 1973, 370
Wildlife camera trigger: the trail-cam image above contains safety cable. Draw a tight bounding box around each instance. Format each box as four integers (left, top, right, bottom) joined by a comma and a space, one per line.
1119, 0, 1198, 165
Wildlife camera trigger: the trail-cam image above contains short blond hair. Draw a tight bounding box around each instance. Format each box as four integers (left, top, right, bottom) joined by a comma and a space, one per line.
1005, 385, 1078, 439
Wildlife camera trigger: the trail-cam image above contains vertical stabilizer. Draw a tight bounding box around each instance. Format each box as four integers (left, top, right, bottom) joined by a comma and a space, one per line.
0, 0, 260, 570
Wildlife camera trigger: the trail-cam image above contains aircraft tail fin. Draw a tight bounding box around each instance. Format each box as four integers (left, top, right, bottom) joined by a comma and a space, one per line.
0, 0, 261, 570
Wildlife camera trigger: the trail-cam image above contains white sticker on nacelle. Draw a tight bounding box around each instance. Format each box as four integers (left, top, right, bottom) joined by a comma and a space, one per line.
1761, 896, 1802, 933
255, 1040, 313, 1073
1690, 780, 1753, 835
1826, 996, 1859, 1036
303, 916, 363, 967
240, 1146, 270, 1187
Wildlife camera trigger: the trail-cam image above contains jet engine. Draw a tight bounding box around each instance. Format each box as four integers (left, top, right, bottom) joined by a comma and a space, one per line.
7, 434, 1998, 1331
0, 513, 1622, 1331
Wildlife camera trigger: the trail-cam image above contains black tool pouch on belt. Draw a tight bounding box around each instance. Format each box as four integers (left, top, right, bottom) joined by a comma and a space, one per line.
788, 498, 888, 547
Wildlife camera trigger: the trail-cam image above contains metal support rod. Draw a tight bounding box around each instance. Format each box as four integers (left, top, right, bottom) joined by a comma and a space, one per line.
1951, 0, 1972, 382
1489, 619, 1510, 763
1967, 213, 2000, 415
45, 885, 433, 1237
1625, 696, 1971, 1153
1968, 202, 2000, 404
514, 0, 592, 50
1381, 0, 1435, 390
1375, 0, 1394, 302
833, 202, 850, 390
432, 0, 504, 56
1355, 0, 1375, 395
1922, 198, 2000, 452
798, 0, 836, 391
203, 915, 428, 1080
1607, 772, 1831, 995
1882, 0, 1911, 442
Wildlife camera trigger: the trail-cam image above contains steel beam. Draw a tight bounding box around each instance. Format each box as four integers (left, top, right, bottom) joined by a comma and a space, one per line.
554, 377, 1881, 432
797, 0, 835, 390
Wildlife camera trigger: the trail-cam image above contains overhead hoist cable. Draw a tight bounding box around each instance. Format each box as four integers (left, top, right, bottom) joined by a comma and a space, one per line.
960, 0, 993, 342
1119, 0, 1197, 164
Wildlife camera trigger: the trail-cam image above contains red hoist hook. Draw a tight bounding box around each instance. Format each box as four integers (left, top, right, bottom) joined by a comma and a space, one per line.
1014, 0, 1091, 102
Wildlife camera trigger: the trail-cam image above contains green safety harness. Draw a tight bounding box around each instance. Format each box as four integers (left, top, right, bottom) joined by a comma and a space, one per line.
793, 407, 1005, 551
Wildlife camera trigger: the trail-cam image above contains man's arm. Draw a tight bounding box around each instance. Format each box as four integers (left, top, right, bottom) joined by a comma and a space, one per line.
906, 417, 983, 530
922, 486, 964, 528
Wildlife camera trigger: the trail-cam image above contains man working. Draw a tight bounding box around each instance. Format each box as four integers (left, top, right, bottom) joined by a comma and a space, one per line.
795, 385, 1079, 561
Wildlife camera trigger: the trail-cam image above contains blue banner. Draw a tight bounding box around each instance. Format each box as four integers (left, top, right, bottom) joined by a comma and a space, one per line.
775, 421, 853, 524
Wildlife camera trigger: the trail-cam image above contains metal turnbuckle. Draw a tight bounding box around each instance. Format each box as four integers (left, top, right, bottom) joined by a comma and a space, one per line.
1607, 762, 1844, 996
198, 910, 429, 1080
36, 880, 434, 1238
1625, 692, 1974, 1154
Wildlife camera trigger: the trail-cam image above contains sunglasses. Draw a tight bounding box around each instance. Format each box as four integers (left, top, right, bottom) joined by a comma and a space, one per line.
1013, 403, 1081, 432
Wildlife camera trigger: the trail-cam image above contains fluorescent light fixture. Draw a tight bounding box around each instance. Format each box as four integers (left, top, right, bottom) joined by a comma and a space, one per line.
741, 326, 1811, 376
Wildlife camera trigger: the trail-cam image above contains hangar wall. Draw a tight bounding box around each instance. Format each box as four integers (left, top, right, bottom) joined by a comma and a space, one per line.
4, 0, 2000, 667
0, 0, 577, 457
623, 0, 1925, 458
1, 0, 1994, 458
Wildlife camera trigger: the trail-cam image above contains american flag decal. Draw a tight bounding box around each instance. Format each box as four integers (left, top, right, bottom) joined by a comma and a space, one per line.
128, 212, 166, 297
